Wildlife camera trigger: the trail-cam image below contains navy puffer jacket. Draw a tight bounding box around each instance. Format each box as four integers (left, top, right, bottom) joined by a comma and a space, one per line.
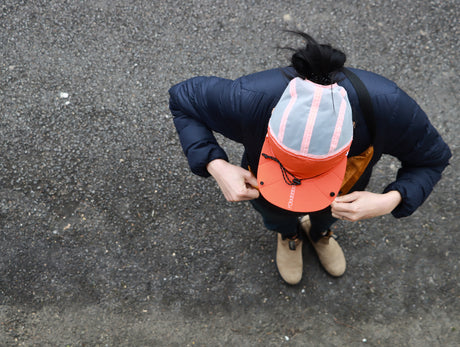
169, 67, 451, 218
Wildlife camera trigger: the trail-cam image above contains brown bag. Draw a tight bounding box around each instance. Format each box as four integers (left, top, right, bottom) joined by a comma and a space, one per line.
339, 145, 374, 195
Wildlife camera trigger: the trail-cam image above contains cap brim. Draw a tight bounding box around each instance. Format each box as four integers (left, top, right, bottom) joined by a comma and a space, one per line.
257, 137, 347, 213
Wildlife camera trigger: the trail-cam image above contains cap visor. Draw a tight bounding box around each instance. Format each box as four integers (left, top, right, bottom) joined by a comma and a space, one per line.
257, 138, 347, 212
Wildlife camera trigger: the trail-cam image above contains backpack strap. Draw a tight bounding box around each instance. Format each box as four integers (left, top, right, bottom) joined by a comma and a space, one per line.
341, 68, 376, 142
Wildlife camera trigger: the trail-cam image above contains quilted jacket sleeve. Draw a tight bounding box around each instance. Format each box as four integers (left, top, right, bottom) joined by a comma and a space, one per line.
379, 88, 452, 218
168, 75, 265, 177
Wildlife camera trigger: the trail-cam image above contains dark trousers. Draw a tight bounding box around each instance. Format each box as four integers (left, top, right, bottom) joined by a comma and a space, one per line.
243, 152, 371, 243
250, 194, 337, 242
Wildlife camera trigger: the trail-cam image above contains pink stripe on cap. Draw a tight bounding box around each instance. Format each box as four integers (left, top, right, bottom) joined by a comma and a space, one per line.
277, 78, 297, 142
300, 86, 323, 154
329, 93, 348, 153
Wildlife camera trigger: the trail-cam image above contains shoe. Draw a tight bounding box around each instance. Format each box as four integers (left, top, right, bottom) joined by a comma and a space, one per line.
276, 233, 303, 285
300, 215, 346, 277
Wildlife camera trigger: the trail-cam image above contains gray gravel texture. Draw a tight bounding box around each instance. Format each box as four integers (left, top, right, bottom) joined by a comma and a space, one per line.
0, 0, 459, 346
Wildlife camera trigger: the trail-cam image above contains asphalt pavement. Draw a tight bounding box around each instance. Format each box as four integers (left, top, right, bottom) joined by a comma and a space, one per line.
1, 0, 459, 346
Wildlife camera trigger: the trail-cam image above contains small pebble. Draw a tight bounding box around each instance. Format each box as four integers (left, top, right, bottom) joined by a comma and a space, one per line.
283, 14, 292, 22
60, 92, 69, 98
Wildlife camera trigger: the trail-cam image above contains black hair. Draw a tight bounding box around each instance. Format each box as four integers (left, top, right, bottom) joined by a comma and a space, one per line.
284, 31, 346, 85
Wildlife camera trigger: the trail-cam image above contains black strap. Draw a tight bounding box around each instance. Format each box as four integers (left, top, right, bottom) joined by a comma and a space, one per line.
342, 68, 376, 142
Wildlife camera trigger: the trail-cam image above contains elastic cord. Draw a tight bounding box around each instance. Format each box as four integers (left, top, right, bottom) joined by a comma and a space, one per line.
261, 153, 304, 186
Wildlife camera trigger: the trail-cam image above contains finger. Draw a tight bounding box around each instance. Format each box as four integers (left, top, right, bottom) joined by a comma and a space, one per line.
331, 201, 355, 214
244, 186, 260, 200
331, 211, 349, 220
243, 171, 259, 189
334, 191, 359, 203
331, 211, 341, 219
332, 211, 356, 222
232, 181, 260, 201
231, 186, 259, 201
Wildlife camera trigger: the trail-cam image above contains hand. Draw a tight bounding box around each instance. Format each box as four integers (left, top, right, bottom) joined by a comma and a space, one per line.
331, 191, 402, 222
206, 159, 260, 202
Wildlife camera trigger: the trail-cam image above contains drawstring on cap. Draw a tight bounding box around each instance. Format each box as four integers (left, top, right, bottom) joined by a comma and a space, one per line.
261, 153, 303, 186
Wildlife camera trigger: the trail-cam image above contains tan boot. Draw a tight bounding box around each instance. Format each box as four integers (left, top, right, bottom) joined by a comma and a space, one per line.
276, 233, 303, 285
300, 215, 346, 277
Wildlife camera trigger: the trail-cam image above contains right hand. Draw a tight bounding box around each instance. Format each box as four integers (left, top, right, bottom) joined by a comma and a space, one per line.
206, 159, 260, 202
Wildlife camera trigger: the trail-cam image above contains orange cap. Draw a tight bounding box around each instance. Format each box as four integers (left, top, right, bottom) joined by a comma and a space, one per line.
257, 77, 353, 212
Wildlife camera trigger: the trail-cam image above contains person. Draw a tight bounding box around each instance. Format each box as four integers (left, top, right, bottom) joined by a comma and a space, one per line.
168, 32, 451, 285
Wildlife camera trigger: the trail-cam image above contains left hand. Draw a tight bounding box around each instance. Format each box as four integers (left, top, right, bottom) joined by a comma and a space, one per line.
331, 190, 402, 222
